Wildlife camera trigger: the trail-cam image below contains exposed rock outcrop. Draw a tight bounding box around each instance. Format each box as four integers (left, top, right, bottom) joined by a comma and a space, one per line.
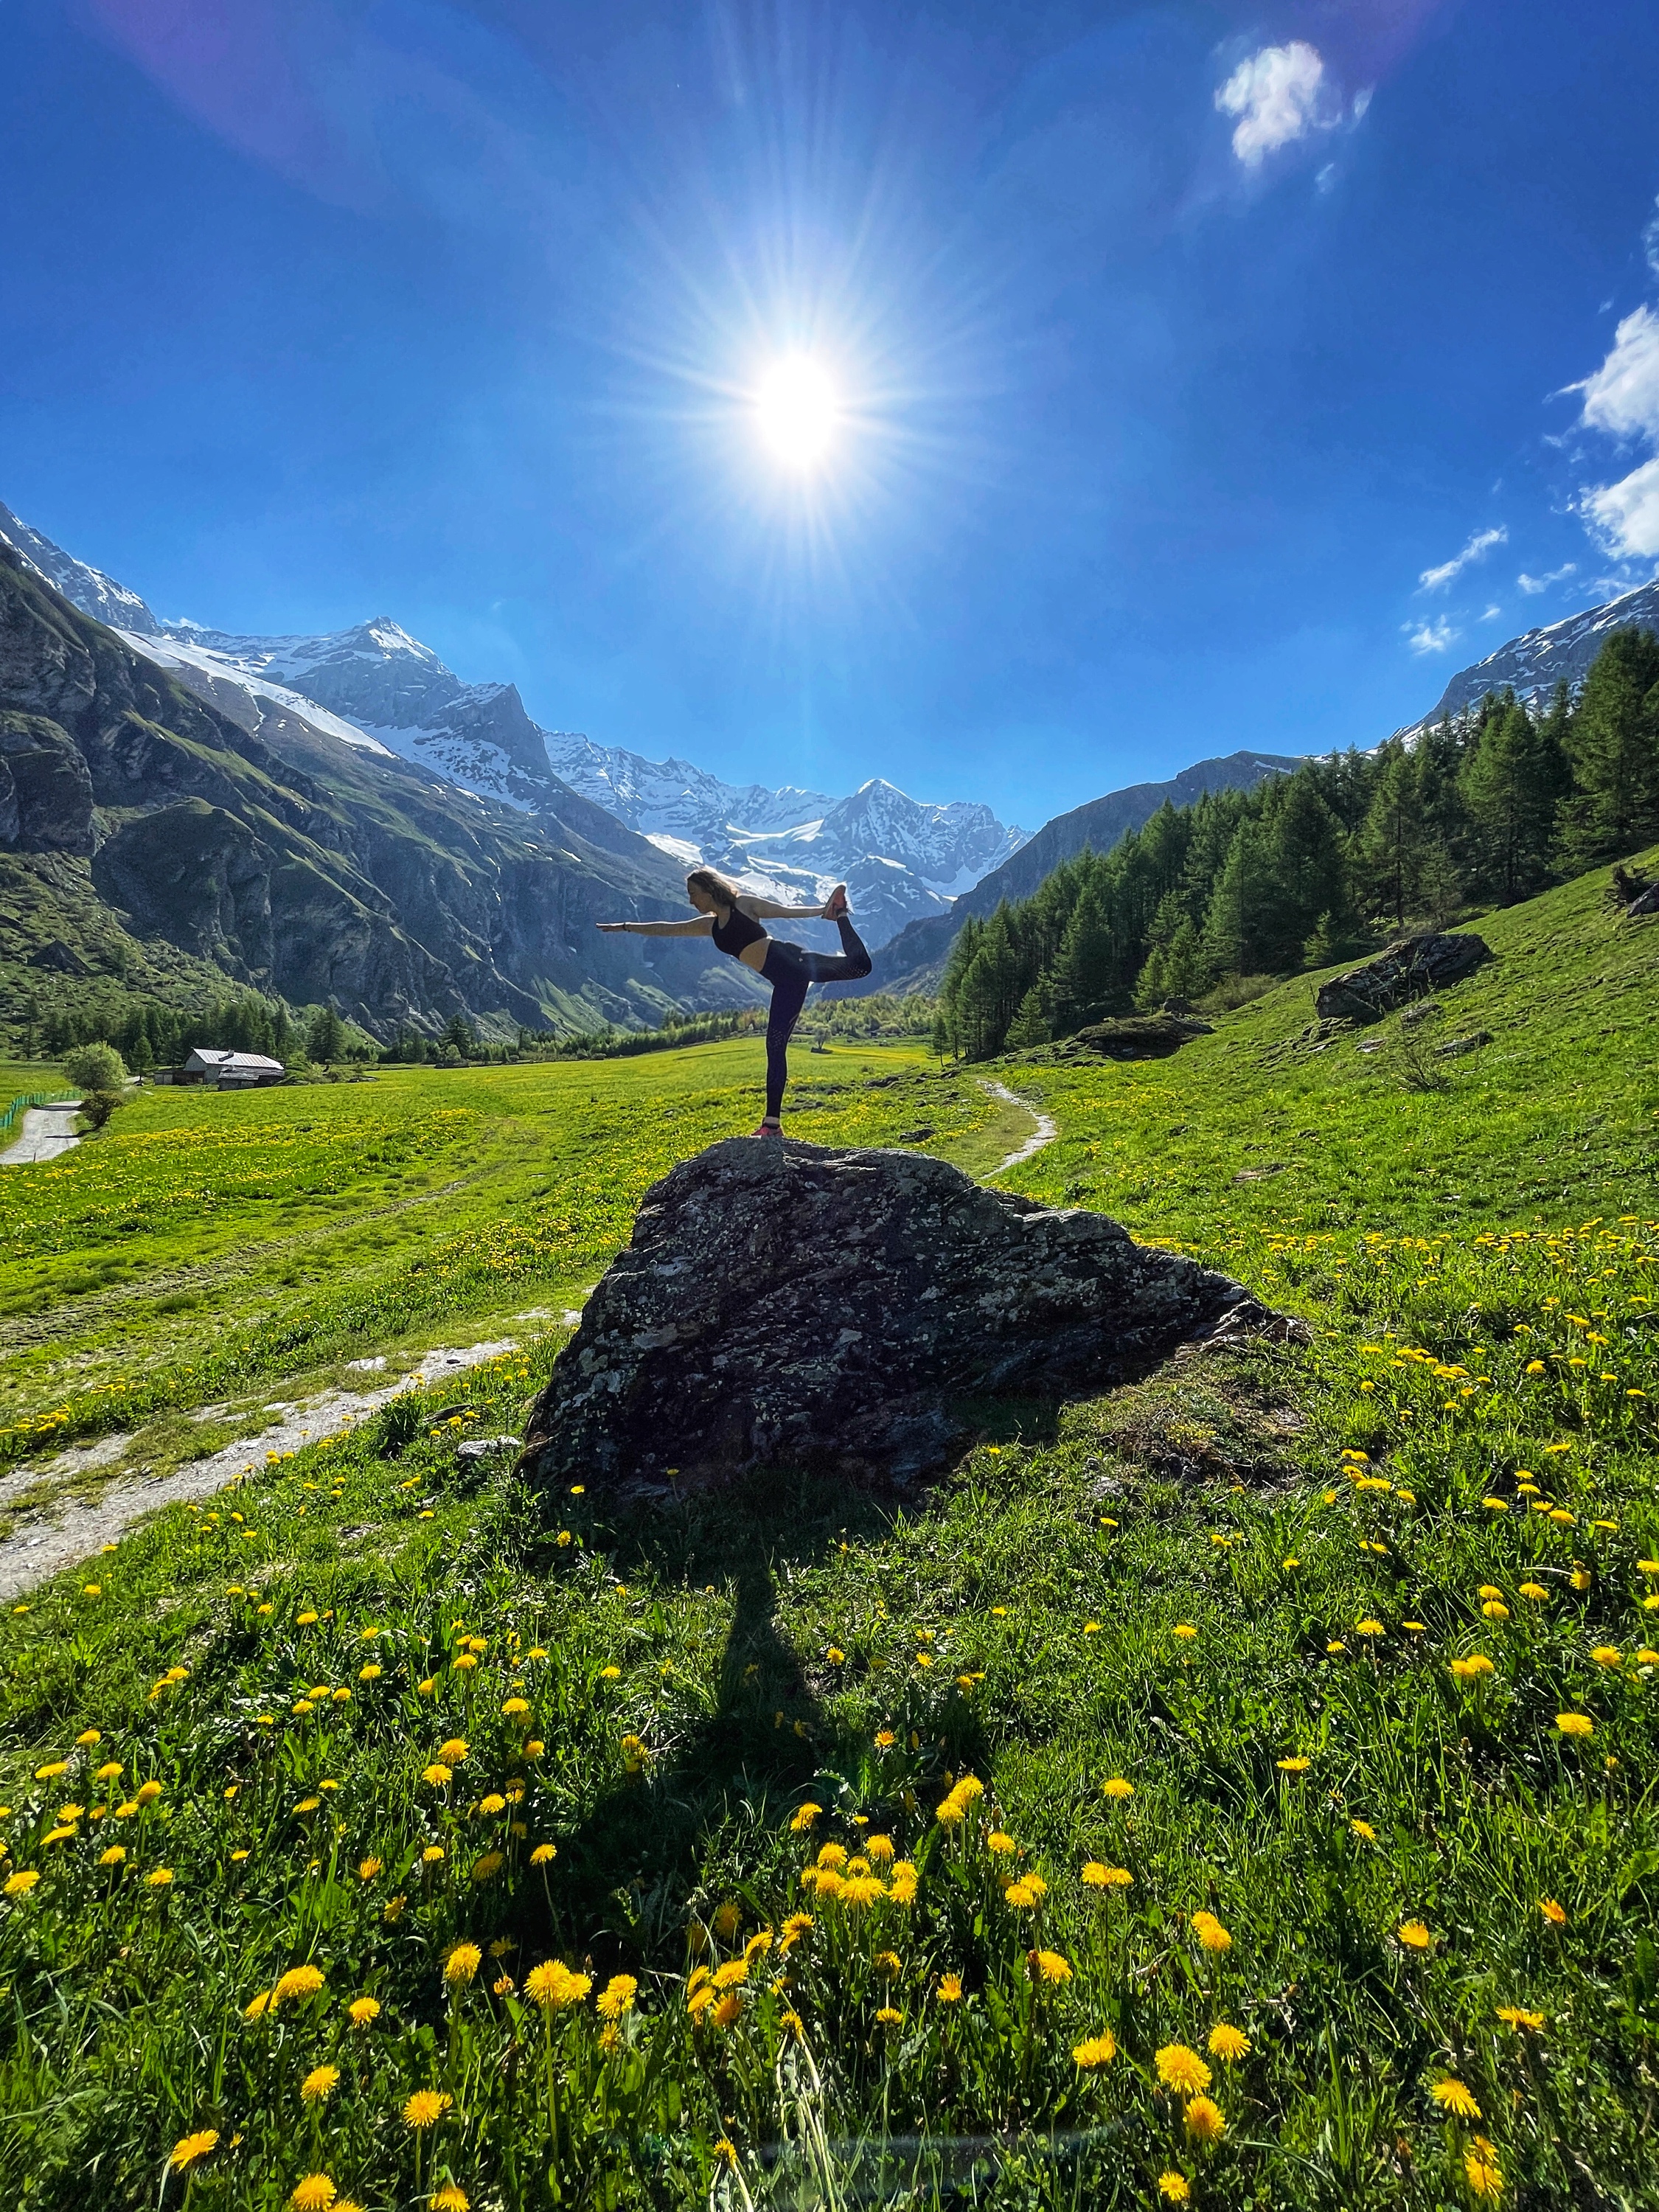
520, 1140, 1282, 1492
1315, 932, 1492, 1023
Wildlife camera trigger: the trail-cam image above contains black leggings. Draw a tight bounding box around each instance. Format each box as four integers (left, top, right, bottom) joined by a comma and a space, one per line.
761, 919, 872, 1116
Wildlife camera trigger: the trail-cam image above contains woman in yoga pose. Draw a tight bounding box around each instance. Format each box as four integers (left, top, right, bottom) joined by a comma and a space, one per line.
597, 869, 872, 1134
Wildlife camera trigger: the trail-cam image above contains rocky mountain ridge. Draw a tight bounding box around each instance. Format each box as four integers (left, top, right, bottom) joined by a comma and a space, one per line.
0, 496, 1026, 951
1399, 577, 1659, 736
0, 549, 763, 1039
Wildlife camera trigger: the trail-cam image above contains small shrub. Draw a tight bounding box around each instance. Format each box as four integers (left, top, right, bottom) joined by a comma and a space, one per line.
75, 1088, 128, 1133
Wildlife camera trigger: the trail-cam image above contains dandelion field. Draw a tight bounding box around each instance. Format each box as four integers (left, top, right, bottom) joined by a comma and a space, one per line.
1, 858, 1658, 2208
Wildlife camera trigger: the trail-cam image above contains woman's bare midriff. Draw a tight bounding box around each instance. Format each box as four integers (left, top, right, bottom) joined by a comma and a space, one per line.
737, 940, 770, 974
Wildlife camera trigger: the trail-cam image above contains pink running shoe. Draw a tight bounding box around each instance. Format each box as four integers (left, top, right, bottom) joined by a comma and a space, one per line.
824, 884, 849, 920
752, 1118, 782, 1138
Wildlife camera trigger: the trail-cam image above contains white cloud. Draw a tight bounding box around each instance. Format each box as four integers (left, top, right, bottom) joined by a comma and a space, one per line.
1404, 615, 1458, 655
1571, 305, 1659, 442
1645, 195, 1659, 279
1419, 526, 1506, 591
1517, 563, 1577, 594
1480, 604, 1503, 622
1215, 43, 1337, 167
1580, 456, 1659, 560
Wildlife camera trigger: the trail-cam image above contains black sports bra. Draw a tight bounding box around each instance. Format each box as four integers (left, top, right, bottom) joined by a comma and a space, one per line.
711, 901, 767, 957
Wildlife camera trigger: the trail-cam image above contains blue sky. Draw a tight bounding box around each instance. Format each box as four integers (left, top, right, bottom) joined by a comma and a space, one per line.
3, 0, 1659, 830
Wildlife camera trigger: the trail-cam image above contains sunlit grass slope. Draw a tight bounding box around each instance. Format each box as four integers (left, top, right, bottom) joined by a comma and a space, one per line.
0, 861, 1656, 2208
0, 1043, 995, 1468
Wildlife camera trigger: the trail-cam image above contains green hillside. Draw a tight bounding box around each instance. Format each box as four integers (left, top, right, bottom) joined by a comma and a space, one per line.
0, 855, 1654, 2207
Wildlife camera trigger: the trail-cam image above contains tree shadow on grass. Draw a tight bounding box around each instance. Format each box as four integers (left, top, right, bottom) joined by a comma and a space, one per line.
523, 1456, 992, 1967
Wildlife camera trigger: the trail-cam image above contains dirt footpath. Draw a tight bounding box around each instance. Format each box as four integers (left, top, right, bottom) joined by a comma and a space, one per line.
0, 1102, 83, 1167
0, 1338, 522, 1600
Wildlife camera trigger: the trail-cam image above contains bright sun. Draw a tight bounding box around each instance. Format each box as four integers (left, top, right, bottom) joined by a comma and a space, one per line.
754, 356, 839, 469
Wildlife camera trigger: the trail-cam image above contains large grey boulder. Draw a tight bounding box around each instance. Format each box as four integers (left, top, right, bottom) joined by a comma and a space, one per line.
1315, 932, 1492, 1023
520, 1140, 1276, 1492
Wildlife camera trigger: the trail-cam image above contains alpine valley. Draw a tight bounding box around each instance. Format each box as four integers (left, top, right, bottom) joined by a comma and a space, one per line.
4, 490, 1648, 1040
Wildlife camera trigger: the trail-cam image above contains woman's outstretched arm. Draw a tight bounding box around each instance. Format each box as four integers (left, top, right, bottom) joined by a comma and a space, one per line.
747, 897, 833, 919
595, 917, 714, 936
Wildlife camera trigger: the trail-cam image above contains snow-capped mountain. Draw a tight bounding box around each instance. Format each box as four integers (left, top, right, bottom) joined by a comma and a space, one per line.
1399, 577, 1659, 737
543, 736, 1026, 947
151, 618, 570, 813
0, 498, 161, 636
1, 495, 1026, 947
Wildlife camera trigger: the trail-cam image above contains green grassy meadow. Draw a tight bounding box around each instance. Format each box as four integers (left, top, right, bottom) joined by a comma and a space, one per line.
1, 858, 1658, 2209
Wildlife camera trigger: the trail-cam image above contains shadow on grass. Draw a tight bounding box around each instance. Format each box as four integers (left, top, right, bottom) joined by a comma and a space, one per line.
521, 1455, 995, 1965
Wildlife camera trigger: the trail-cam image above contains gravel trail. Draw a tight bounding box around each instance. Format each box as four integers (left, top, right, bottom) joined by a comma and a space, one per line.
979, 1081, 1060, 1176
0, 1338, 523, 1600
0, 1103, 83, 1167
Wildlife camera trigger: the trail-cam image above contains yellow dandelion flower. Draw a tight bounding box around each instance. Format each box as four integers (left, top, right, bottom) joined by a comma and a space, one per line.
99, 1845, 125, 1867
1172, 1623, 1198, 1640
146, 1868, 174, 1889
432, 2189, 470, 2212
1464, 2146, 1503, 2201
1082, 1862, 1133, 1888
169, 2129, 220, 2170
875, 2004, 902, 2025
1540, 1897, 1567, 1926
1072, 2032, 1116, 2067
1397, 1920, 1433, 1951
529, 1843, 557, 1866
1590, 1647, 1622, 1669
273, 1964, 325, 2006
526, 1960, 591, 2010
1031, 1949, 1071, 1984
1450, 1655, 1495, 1681
422, 1764, 453, 1788
1554, 1713, 1595, 1738
403, 2089, 451, 2129
347, 1997, 380, 2027
1350, 1819, 1377, 1842
437, 1739, 469, 1763
301, 2064, 340, 2105
289, 2178, 336, 2212
1184, 2096, 1226, 2143
597, 1973, 637, 2020
1431, 2078, 1481, 2119
1277, 1756, 1311, 1773
1102, 1776, 1134, 1798
1155, 2044, 1212, 2096
1208, 2022, 1250, 2060
358, 1858, 382, 1882
1495, 2005, 1545, 2031
1191, 1911, 1231, 1952
712, 1992, 742, 2028
1158, 2175, 1190, 2204
1354, 1619, 1385, 1637
937, 1973, 964, 2002
442, 1942, 481, 1985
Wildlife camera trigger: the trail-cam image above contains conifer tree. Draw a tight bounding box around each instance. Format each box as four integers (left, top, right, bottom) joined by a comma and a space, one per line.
1558, 627, 1659, 860
1460, 695, 1570, 901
